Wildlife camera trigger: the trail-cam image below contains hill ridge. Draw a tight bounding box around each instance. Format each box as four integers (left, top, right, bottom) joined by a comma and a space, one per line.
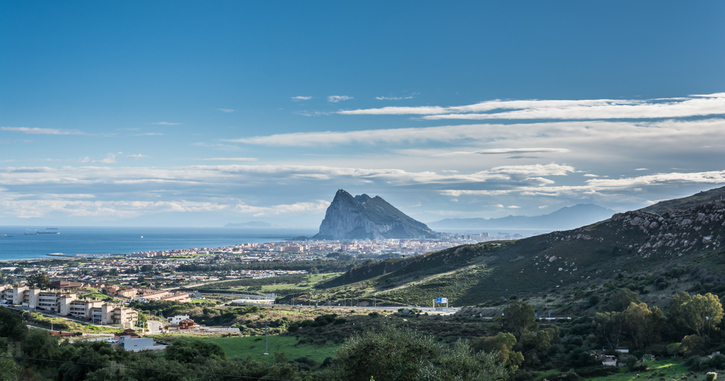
318, 185, 725, 307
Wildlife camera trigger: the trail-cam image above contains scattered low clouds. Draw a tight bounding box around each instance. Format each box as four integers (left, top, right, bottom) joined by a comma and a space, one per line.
328, 95, 353, 103
215, 108, 235, 113
134, 132, 164, 136
78, 153, 118, 164
127, 154, 148, 159
1, 127, 83, 135
292, 96, 312, 101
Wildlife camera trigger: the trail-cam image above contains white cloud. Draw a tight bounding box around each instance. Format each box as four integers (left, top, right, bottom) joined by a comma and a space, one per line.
234, 200, 330, 217
127, 154, 148, 159
328, 95, 353, 103
78, 153, 118, 164
440, 170, 725, 198
376, 95, 414, 101
293, 111, 332, 117
292, 96, 312, 101
1, 127, 83, 135
150, 122, 181, 126
215, 108, 235, 113
225, 118, 725, 158
337, 93, 725, 120
199, 157, 258, 162
436, 148, 570, 156
0, 199, 231, 219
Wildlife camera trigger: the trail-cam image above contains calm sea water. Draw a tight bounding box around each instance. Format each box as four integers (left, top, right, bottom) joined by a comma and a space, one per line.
0, 226, 317, 261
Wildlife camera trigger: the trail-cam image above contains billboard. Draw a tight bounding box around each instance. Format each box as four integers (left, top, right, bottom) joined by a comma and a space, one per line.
436, 297, 448, 303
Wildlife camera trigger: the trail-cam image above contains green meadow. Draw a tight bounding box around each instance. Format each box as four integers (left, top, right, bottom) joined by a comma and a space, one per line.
202, 335, 340, 363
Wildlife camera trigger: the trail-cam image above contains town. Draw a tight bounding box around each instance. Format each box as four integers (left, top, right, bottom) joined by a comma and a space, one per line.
0, 233, 520, 330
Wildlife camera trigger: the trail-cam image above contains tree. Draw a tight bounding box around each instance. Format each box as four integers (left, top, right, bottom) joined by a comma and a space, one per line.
333, 325, 508, 381
27, 273, 50, 289
164, 338, 226, 364
0, 308, 27, 341
21, 329, 58, 369
472, 332, 523, 373
602, 288, 641, 312
668, 292, 724, 338
595, 311, 625, 349
622, 302, 664, 349
502, 300, 538, 340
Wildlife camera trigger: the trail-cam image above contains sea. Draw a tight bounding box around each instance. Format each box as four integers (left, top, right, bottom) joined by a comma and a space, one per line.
0, 226, 317, 261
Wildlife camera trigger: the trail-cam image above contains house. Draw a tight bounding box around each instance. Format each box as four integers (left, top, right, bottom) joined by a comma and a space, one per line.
602, 355, 618, 367
179, 319, 200, 330
118, 335, 166, 352
167, 315, 190, 325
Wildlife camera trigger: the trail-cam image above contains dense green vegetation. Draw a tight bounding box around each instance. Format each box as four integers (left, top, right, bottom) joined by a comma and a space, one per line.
3, 283, 725, 380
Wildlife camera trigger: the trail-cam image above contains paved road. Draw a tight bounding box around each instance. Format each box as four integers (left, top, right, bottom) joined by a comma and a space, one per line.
147, 320, 164, 334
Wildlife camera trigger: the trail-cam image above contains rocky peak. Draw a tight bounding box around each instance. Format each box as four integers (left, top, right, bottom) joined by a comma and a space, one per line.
314, 189, 436, 241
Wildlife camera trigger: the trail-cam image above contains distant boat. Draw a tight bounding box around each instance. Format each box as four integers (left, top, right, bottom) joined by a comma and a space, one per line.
37, 231, 60, 235
0, 234, 13, 237
47, 253, 65, 257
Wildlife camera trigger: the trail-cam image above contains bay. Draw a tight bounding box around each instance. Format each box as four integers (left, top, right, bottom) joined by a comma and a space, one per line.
0, 226, 317, 261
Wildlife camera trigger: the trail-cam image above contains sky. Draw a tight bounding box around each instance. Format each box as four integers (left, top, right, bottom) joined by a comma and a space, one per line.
1, 1, 725, 228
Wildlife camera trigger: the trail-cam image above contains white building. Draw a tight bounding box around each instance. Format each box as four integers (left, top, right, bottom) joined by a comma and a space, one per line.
167, 315, 190, 325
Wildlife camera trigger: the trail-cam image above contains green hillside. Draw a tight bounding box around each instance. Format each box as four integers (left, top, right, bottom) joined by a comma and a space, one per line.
313, 186, 725, 308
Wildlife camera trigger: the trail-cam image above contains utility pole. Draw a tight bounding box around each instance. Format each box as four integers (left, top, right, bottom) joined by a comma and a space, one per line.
264, 323, 269, 355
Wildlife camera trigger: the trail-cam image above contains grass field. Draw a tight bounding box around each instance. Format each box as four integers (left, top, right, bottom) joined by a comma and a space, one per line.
576, 359, 710, 381
203, 335, 340, 364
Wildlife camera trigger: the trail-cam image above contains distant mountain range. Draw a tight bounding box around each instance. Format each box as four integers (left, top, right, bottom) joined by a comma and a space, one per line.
314, 189, 436, 240
428, 204, 616, 230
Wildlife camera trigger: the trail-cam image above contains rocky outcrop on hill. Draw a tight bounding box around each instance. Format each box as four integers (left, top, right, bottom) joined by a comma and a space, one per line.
314, 189, 436, 240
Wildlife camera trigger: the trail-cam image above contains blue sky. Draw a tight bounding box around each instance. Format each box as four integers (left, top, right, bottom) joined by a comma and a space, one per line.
1, 1, 725, 228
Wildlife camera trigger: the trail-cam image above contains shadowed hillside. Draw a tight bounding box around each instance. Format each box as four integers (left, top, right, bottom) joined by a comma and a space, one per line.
316, 186, 725, 307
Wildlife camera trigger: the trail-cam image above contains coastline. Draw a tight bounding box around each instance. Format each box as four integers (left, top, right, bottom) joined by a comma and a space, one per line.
0, 226, 317, 262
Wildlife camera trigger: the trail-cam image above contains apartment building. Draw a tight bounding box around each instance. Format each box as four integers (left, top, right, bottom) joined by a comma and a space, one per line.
0, 285, 138, 328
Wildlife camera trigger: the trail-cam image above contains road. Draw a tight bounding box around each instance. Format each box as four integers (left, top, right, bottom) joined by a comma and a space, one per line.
147, 320, 164, 334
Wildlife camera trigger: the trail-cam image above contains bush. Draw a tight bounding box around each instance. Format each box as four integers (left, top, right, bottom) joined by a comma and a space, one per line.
576, 366, 619, 378
630, 362, 649, 372
699, 355, 725, 371
333, 325, 509, 381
